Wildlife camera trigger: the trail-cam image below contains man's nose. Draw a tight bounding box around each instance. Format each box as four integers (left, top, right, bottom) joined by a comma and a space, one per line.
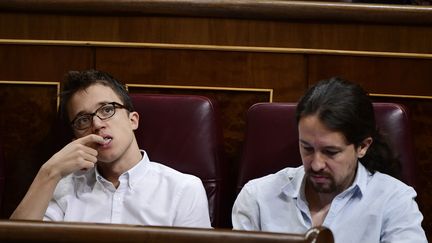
310, 152, 326, 171
91, 115, 105, 131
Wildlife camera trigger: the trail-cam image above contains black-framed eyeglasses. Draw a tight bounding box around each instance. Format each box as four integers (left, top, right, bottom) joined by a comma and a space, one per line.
70, 102, 126, 130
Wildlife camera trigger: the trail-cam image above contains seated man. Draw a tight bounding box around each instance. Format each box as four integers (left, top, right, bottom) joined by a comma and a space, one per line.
11, 70, 211, 228
232, 77, 427, 242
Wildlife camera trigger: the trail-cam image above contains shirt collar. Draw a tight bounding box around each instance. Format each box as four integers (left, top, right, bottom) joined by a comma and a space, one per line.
74, 150, 149, 190
352, 161, 369, 197
335, 162, 369, 199
125, 150, 150, 189
281, 166, 305, 199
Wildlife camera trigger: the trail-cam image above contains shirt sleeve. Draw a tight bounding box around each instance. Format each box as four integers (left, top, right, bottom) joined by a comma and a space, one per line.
172, 176, 212, 228
232, 182, 261, 231
43, 177, 71, 221
43, 198, 65, 221
380, 187, 427, 243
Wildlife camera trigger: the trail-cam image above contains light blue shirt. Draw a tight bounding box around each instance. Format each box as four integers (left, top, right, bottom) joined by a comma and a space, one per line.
232, 163, 427, 243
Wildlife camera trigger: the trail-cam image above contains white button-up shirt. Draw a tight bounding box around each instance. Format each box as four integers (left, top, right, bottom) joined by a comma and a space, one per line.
232, 163, 427, 243
44, 151, 211, 228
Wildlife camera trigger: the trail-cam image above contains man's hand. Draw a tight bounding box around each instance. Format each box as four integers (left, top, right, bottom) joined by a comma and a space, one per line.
42, 134, 105, 180
10, 134, 105, 220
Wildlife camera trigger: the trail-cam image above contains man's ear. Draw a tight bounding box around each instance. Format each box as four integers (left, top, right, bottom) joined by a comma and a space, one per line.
129, 111, 139, 130
357, 137, 373, 158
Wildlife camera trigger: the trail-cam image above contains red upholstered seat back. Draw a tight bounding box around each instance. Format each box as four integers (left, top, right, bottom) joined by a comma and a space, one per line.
130, 93, 226, 227
373, 103, 416, 188
237, 102, 417, 192
236, 102, 300, 194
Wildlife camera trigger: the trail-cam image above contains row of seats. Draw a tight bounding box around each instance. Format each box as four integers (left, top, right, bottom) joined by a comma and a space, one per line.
0, 93, 417, 229
129, 93, 417, 228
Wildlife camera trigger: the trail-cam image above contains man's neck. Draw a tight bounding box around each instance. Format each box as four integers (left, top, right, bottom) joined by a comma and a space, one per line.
305, 183, 336, 211
305, 183, 336, 227
97, 147, 143, 188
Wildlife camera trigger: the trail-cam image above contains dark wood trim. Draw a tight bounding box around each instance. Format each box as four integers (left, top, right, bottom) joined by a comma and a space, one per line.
0, 0, 432, 24
0, 220, 334, 243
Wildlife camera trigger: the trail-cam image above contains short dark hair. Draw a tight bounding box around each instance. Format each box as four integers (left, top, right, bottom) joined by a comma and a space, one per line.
59, 70, 134, 124
296, 77, 401, 178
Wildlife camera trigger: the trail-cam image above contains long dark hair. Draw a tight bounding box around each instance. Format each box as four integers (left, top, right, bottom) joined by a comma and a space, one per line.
296, 77, 401, 178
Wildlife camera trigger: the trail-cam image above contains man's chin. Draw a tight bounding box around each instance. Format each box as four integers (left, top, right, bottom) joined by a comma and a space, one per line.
308, 178, 336, 193
311, 183, 336, 193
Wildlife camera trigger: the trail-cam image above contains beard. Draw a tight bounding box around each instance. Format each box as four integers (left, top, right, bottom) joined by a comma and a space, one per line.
305, 170, 337, 193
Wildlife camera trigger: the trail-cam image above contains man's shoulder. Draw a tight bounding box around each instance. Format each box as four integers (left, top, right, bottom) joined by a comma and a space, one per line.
146, 161, 202, 185
244, 166, 303, 191
370, 171, 410, 187
366, 171, 417, 198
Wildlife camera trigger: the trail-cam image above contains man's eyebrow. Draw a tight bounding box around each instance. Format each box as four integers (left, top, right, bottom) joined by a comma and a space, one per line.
299, 140, 343, 150
74, 102, 111, 117
74, 111, 88, 117
323, 146, 343, 150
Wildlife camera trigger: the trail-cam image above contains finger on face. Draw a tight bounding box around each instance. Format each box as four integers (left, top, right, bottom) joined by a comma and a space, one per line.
73, 134, 105, 149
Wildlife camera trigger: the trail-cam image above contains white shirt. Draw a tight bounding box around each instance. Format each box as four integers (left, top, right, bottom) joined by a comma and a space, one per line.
232, 163, 427, 243
44, 150, 211, 228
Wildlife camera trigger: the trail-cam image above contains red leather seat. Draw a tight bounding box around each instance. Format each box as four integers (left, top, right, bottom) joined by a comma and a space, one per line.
373, 103, 416, 188
236, 102, 300, 194
130, 93, 227, 227
237, 102, 417, 193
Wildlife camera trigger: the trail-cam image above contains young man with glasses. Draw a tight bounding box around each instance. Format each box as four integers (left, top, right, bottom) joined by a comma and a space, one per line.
11, 70, 211, 228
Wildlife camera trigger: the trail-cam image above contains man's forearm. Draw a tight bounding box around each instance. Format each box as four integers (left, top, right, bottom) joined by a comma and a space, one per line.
10, 167, 61, 220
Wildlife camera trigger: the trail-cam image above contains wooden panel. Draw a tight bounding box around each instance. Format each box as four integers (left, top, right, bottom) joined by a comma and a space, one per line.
0, 45, 94, 81
0, 44, 94, 218
1, 14, 432, 54
95, 47, 306, 100
308, 55, 432, 96
1, 0, 432, 24
97, 46, 305, 169
0, 83, 58, 218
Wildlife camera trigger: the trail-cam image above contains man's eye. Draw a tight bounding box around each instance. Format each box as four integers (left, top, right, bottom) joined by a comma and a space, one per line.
100, 106, 114, 115
323, 150, 338, 156
301, 146, 313, 153
77, 117, 90, 125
